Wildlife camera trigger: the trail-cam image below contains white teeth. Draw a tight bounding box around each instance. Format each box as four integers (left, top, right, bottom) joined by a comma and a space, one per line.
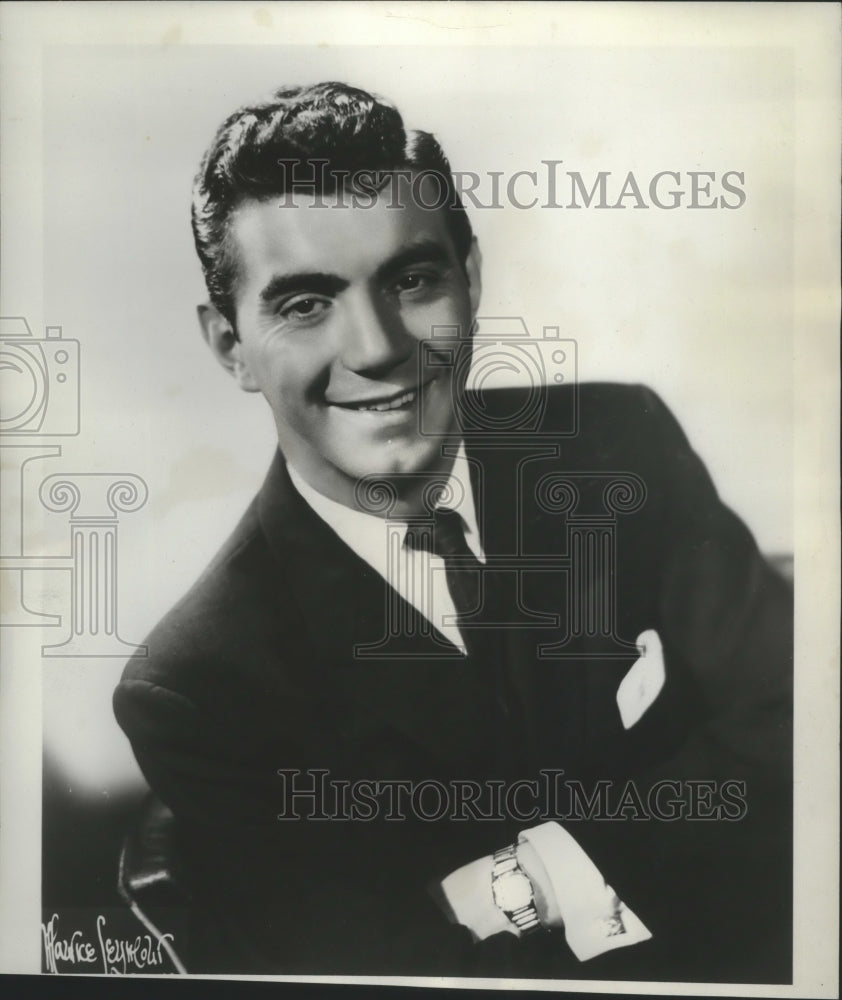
356, 389, 417, 412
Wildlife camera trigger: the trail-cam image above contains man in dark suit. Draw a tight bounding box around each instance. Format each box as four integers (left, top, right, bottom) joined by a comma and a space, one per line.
114, 82, 792, 981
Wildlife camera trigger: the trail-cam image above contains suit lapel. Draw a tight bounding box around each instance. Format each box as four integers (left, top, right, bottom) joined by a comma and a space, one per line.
256, 451, 505, 774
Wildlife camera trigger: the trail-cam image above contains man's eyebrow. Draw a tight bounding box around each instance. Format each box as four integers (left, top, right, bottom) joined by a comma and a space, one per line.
257, 240, 453, 305
259, 272, 349, 304
375, 240, 453, 279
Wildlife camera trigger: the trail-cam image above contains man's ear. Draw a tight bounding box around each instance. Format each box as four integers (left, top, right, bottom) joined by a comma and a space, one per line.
197, 303, 259, 392
465, 238, 483, 318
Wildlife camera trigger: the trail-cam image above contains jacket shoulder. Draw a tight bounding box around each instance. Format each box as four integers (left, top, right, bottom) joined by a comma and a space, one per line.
483, 380, 672, 428
540, 381, 683, 459
117, 496, 290, 692
562, 380, 671, 422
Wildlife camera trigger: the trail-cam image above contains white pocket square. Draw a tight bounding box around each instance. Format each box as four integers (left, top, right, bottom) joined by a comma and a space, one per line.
616, 629, 666, 730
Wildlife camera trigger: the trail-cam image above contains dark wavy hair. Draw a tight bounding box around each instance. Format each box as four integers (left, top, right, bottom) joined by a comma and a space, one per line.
191, 81, 474, 326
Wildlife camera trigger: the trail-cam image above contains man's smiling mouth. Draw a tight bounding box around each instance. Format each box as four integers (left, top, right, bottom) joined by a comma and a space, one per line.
331, 380, 433, 413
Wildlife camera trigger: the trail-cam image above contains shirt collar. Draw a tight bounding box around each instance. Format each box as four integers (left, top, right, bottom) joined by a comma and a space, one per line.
286, 444, 484, 569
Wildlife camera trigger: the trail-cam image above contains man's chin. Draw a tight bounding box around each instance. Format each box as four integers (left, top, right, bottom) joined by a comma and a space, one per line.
347, 436, 456, 482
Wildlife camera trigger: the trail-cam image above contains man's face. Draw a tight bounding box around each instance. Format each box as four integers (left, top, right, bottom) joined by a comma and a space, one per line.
203, 176, 481, 508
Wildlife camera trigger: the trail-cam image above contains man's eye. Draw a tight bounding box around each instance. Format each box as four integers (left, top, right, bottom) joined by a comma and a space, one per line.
279, 297, 329, 321
394, 271, 437, 294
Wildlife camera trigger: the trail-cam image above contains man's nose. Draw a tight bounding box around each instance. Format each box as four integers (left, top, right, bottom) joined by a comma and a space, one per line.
339, 290, 413, 376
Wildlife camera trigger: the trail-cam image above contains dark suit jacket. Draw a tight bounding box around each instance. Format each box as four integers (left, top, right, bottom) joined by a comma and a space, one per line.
113, 384, 792, 981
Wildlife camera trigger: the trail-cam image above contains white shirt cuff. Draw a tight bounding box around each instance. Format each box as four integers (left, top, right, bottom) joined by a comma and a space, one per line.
439, 854, 516, 941
519, 821, 653, 961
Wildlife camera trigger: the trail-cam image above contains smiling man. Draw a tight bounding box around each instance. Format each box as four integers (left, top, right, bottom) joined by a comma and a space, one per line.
113, 82, 792, 981
199, 171, 479, 511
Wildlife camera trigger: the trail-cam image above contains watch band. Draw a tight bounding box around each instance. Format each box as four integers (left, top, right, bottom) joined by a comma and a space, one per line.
491, 843, 541, 934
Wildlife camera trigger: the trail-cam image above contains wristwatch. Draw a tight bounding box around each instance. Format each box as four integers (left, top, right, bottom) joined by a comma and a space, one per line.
490, 843, 541, 934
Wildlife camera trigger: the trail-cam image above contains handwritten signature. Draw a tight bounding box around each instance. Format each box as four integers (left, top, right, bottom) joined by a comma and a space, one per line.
41, 913, 175, 974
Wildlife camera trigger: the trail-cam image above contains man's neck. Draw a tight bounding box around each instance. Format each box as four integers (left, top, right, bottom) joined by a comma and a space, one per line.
287, 442, 484, 565
283, 447, 464, 519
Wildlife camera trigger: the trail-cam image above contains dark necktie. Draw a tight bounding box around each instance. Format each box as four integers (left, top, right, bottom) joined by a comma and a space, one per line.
407, 508, 527, 775
405, 506, 488, 651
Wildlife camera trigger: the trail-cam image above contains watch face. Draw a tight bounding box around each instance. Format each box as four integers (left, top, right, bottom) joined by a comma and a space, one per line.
493, 870, 533, 911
